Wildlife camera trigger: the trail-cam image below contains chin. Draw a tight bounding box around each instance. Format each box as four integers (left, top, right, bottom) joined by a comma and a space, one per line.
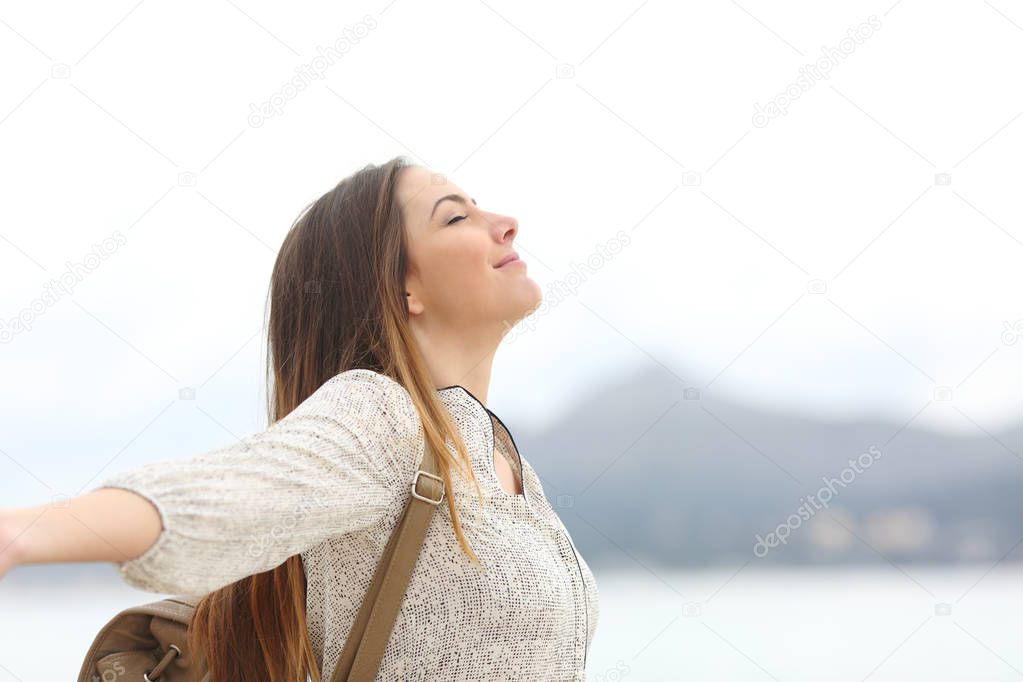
493, 279, 543, 327
516, 286, 544, 320
526, 281, 543, 310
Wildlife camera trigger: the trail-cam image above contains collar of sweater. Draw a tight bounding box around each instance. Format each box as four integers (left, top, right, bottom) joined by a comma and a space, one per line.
433, 384, 529, 502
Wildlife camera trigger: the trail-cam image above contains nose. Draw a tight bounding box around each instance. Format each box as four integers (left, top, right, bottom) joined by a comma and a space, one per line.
493, 212, 518, 242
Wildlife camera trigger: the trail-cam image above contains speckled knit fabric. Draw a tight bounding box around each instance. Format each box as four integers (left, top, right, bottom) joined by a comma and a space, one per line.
94, 368, 600, 681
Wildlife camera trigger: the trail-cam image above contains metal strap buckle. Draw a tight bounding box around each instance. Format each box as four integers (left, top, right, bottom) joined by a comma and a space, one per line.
143, 644, 181, 681
411, 469, 445, 505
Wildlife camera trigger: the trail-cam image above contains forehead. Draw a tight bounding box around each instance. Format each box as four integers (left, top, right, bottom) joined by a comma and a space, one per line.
397, 166, 466, 228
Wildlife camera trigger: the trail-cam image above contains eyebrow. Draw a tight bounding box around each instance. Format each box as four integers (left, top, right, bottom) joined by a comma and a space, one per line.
429, 194, 477, 221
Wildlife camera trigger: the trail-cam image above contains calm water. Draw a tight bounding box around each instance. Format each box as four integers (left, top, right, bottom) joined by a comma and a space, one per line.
1, 563, 1020, 680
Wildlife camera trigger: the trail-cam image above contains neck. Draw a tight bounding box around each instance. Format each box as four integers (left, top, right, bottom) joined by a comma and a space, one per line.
411, 320, 500, 407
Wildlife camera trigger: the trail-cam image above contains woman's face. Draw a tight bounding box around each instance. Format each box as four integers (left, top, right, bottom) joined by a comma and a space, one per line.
397, 165, 542, 335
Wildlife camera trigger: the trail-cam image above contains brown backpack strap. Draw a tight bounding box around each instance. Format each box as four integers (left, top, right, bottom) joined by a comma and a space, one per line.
333, 443, 446, 682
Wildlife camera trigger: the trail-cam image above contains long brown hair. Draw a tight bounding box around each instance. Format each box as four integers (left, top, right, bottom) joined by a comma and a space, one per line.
186, 156, 487, 681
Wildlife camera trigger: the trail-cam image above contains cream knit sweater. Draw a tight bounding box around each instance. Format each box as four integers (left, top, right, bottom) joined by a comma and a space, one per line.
95, 368, 600, 681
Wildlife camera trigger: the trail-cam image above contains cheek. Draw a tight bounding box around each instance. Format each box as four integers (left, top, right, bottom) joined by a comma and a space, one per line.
424, 242, 492, 302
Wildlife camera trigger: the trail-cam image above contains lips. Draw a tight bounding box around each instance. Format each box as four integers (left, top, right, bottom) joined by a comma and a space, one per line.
494, 252, 520, 268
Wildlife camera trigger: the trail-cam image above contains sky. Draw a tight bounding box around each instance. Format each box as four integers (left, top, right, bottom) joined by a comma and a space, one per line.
2, 0, 1023, 509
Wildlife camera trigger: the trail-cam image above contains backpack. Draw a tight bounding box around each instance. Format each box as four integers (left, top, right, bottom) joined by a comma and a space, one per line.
77, 594, 206, 681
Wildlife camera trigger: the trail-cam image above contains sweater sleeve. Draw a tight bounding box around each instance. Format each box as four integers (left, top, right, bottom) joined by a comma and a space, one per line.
91, 368, 421, 595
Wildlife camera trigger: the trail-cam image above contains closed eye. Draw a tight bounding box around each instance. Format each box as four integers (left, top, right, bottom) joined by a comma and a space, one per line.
447, 215, 467, 225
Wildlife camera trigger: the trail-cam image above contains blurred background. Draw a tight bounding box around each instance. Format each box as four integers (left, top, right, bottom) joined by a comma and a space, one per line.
2, 0, 1023, 679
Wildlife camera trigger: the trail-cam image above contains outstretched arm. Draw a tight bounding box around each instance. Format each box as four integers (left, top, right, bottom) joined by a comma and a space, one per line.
0, 487, 162, 574
0, 369, 421, 594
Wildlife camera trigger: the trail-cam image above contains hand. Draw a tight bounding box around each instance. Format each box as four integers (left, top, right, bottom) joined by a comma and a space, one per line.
0, 552, 13, 581
0, 513, 22, 581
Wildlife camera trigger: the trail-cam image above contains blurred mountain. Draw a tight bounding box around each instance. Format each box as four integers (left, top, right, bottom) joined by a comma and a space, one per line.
523, 365, 1023, 568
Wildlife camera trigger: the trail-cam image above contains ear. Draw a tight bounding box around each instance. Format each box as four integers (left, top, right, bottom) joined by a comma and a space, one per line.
405, 267, 426, 316
405, 289, 425, 316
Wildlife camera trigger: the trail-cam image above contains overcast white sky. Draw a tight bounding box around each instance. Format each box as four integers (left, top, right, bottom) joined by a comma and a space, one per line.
2, 0, 1023, 507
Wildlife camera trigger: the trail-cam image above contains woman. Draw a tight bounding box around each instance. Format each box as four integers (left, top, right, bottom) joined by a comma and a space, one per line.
0, 156, 601, 681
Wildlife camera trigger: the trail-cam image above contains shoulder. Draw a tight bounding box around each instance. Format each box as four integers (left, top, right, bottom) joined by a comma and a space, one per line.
313, 368, 415, 419
317, 368, 417, 421
307, 368, 424, 465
